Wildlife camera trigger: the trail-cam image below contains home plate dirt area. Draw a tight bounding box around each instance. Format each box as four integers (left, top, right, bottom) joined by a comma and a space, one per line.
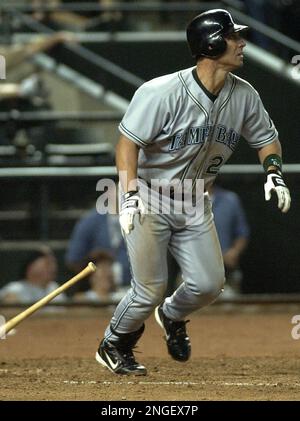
1, 304, 300, 400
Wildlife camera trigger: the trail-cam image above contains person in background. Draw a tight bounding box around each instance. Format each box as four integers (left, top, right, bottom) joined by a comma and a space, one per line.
207, 184, 250, 297
0, 31, 72, 77
27, 0, 125, 32
0, 248, 67, 303
73, 249, 128, 304
0, 31, 74, 155
167, 184, 250, 297
65, 206, 131, 287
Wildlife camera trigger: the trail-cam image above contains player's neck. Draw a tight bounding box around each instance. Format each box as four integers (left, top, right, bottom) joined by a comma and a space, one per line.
195, 61, 228, 96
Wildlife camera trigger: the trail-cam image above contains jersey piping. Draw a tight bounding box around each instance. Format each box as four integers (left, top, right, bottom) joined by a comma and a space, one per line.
178, 71, 209, 182
249, 132, 278, 148
192, 68, 218, 102
218, 76, 236, 113
178, 71, 209, 120
119, 122, 148, 147
190, 76, 237, 187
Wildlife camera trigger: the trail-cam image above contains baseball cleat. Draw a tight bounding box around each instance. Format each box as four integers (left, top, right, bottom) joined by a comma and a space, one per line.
155, 304, 191, 362
96, 329, 147, 376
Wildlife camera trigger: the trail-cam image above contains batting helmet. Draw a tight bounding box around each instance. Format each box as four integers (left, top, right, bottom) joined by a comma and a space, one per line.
186, 9, 248, 58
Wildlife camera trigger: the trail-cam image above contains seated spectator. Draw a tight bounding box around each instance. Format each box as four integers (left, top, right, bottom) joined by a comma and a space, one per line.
207, 184, 250, 297
73, 250, 128, 304
65, 206, 131, 287
0, 72, 54, 161
28, 0, 126, 32
0, 31, 74, 153
0, 31, 72, 74
0, 248, 67, 303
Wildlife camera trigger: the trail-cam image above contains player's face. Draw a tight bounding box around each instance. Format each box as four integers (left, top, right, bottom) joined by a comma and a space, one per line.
219, 32, 246, 70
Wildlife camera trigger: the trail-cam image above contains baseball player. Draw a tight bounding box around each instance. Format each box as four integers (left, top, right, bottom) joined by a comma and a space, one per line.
95, 9, 291, 375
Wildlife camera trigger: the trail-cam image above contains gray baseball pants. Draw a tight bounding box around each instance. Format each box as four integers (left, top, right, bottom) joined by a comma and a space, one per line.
105, 195, 225, 340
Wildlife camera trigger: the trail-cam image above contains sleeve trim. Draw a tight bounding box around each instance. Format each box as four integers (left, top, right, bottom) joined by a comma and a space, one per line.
248, 132, 278, 148
119, 123, 148, 147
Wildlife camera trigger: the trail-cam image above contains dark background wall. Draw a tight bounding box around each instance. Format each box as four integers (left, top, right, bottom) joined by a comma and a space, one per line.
220, 173, 299, 293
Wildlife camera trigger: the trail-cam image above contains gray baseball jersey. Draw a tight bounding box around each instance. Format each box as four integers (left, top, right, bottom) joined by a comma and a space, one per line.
119, 66, 277, 189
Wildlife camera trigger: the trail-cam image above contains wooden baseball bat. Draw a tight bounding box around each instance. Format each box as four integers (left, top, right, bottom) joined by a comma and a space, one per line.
0, 262, 96, 337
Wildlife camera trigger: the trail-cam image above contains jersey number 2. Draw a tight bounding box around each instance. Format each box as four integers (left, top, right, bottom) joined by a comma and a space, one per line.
206, 155, 224, 175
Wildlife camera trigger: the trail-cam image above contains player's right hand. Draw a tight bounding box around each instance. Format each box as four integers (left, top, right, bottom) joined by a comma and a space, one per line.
264, 170, 291, 213
119, 190, 145, 234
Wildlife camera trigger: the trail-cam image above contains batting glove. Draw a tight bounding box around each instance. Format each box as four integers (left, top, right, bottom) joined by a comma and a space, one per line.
264, 170, 291, 213
119, 190, 146, 234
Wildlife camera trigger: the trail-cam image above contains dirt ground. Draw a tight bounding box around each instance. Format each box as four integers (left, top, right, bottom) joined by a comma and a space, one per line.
0, 304, 300, 401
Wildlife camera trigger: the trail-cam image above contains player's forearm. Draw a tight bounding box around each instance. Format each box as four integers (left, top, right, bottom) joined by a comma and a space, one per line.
258, 139, 282, 171
116, 135, 139, 192
259, 138, 290, 213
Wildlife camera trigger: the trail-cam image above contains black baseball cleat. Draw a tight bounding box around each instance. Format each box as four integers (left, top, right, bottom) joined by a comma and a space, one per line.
155, 304, 191, 362
95, 325, 147, 376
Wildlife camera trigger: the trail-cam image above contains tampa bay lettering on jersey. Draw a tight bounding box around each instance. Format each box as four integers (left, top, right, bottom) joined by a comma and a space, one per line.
169, 124, 240, 152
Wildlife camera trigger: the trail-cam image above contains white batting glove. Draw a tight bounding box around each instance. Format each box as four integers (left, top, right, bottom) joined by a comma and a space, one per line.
119, 190, 146, 234
264, 170, 291, 213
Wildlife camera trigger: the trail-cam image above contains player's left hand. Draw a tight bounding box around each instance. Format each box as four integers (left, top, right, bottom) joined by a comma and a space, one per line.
119, 190, 146, 234
264, 170, 291, 213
